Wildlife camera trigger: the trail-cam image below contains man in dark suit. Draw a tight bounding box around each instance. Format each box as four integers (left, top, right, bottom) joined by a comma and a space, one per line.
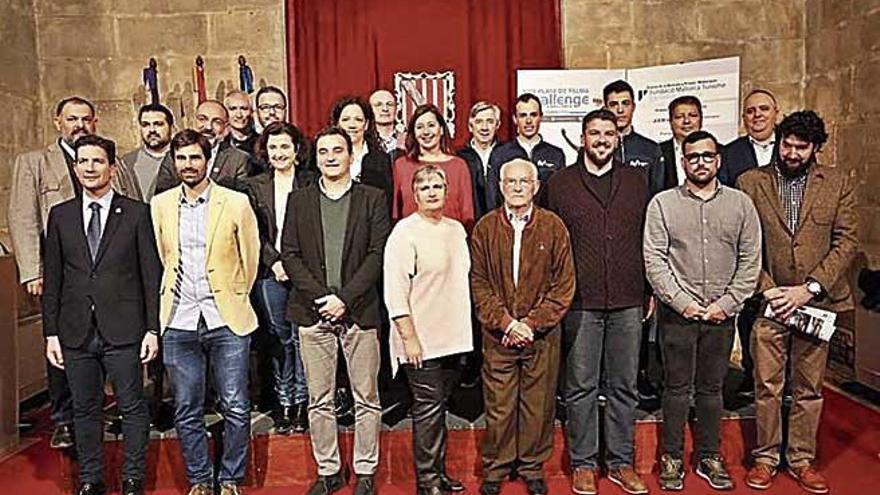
654, 95, 703, 195
458, 101, 501, 220
153, 100, 251, 193
281, 127, 390, 495
42, 135, 161, 495
720, 89, 780, 186
721, 89, 781, 399
487, 93, 566, 208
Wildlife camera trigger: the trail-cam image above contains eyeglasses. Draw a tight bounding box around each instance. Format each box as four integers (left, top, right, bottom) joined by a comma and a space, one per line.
684, 151, 718, 164
258, 104, 286, 113
502, 178, 536, 187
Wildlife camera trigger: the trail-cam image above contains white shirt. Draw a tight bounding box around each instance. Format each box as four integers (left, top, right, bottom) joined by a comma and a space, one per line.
81, 189, 114, 238
505, 205, 533, 287
273, 177, 293, 252
673, 139, 686, 186
351, 143, 369, 181
517, 135, 541, 159
749, 135, 776, 167
471, 139, 496, 177
60, 138, 77, 161
208, 142, 220, 177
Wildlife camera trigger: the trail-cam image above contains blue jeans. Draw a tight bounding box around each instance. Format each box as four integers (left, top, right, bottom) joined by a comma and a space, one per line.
563, 307, 642, 469
163, 325, 251, 485
255, 278, 308, 406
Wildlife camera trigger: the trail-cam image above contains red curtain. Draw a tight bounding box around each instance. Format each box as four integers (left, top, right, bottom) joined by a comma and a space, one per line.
286, 0, 562, 145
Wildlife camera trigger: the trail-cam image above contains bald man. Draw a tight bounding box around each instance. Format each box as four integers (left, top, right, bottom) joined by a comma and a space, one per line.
154, 100, 251, 193
720, 89, 781, 186
471, 158, 576, 495
369, 89, 405, 156
224, 90, 259, 158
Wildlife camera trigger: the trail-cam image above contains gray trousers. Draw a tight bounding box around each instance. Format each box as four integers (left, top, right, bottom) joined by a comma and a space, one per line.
300, 322, 382, 476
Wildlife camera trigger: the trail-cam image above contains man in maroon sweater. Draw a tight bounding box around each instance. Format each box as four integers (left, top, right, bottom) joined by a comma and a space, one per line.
545, 109, 650, 495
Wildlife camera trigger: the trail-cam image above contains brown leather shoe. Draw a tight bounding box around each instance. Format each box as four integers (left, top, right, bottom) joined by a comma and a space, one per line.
571, 467, 597, 495
608, 466, 648, 494
745, 463, 776, 490
186, 484, 213, 495
788, 465, 829, 494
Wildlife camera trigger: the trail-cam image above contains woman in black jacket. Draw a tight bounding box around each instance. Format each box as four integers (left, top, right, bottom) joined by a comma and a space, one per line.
246, 121, 315, 434
330, 96, 393, 210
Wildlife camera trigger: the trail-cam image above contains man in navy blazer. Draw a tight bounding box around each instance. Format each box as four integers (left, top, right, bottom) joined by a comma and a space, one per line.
42, 135, 161, 495
720, 89, 781, 186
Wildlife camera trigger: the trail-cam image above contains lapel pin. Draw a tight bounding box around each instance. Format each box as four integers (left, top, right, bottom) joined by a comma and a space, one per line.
213, 167, 220, 174
115, 207, 122, 214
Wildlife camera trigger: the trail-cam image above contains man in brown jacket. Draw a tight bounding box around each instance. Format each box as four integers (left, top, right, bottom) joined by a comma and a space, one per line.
738, 111, 858, 494
471, 158, 575, 495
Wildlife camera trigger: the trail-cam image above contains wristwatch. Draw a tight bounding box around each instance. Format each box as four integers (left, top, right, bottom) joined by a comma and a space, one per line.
805, 279, 823, 298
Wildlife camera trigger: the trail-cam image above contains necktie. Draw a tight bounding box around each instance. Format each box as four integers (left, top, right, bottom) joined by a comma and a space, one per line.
87, 202, 102, 261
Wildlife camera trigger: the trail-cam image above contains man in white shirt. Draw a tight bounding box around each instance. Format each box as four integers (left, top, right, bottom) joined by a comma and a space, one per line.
721, 89, 781, 186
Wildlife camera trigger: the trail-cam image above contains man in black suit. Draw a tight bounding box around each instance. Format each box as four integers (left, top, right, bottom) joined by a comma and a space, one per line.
42, 135, 161, 495
655, 95, 703, 195
153, 99, 252, 193
720, 89, 781, 398
719, 89, 780, 186
458, 101, 501, 220
281, 127, 390, 495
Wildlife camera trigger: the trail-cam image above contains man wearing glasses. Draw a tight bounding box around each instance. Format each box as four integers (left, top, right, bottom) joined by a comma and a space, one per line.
154, 100, 250, 193
644, 130, 762, 492
255, 86, 289, 131
545, 110, 651, 495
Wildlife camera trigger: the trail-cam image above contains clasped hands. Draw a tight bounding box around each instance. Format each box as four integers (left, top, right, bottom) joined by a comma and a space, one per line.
763, 284, 813, 322
315, 293, 346, 322
503, 320, 535, 348
682, 301, 728, 324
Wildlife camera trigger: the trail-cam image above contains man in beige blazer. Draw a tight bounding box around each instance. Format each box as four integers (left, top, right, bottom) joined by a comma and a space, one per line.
150, 129, 259, 495
6, 96, 140, 450
737, 111, 858, 494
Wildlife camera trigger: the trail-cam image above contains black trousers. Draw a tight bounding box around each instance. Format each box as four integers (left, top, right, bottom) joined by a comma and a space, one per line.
63, 332, 149, 484
48, 359, 73, 425
659, 305, 733, 460
403, 355, 461, 488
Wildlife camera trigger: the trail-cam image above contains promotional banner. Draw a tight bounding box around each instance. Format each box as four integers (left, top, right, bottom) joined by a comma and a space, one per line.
517, 69, 625, 164
627, 57, 740, 144
517, 57, 740, 161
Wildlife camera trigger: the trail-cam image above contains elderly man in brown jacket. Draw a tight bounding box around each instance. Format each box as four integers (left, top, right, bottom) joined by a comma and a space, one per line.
737, 111, 858, 494
471, 158, 575, 495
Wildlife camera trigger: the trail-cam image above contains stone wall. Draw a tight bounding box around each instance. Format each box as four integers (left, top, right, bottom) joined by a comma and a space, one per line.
34, 0, 288, 152
805, 0, 880, 266
0, 0, 40, 241
563, 0, 806, 129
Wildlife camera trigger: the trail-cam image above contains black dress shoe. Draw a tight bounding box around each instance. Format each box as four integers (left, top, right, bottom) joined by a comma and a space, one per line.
480, 481, 502, 495
525, 478, 548, 495
439, 474, 465, 492
75, 482, 106, 495
121, 478, 144, 495
274, 407, 293, 435
353, 474, 375, 495
50, 424, 75, 449
292, 402, 309, 433
306, 471, 347, 495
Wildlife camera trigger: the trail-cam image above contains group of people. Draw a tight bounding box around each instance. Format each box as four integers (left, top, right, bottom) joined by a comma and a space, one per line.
6, 79, 857, 495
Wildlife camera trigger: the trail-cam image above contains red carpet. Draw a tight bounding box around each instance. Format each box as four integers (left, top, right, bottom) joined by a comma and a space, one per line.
2, 387, 878, 494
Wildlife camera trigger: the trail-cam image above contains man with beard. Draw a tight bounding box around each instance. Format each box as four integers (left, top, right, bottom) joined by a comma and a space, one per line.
255, 86, 289, 131
123, 103, 174, 202
738, 111, 857, 494
224, 90, 260, 159
151, 129, 260, 495
720, 89, 781, 186
458, 101, 502, 219
153, 100, 250, 193
7, 96, 140, 450
487, 94, 565, 208
369, 89, 404, 156
655, 95, 703, 194
545, 110, 650, 495
644, 130, 761, 492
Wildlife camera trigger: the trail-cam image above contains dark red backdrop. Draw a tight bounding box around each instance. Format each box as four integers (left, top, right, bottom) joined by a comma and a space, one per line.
286, 0, 562, 146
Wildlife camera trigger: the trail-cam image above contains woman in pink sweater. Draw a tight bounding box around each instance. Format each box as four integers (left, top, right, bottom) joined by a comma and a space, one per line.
392, 104, 475, 231
384, 165, 473, 495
